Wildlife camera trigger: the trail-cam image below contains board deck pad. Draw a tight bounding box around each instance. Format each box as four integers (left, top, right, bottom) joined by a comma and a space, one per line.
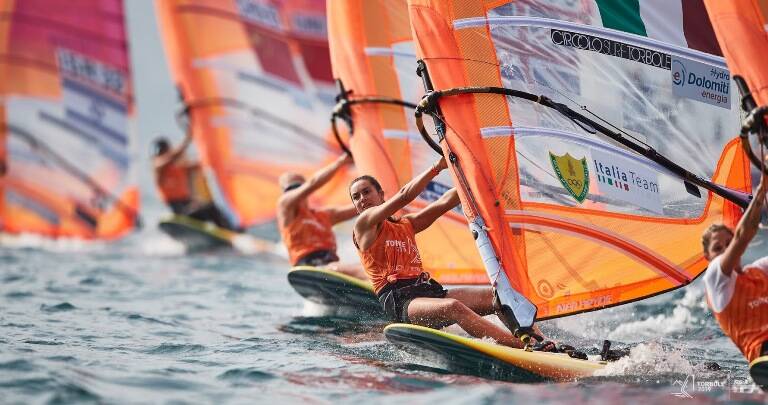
384, 323, 605, 382
288, 266, 383, 316
158, 215, 237, 251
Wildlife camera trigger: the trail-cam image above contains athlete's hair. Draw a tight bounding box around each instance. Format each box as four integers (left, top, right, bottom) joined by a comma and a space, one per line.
349, 175, 383, 197
153, 137, 170, 156
278, 172, 305, 193
701, 223, 733, 256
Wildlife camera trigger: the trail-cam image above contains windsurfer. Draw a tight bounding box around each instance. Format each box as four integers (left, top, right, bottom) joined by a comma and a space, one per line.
277, 153, 366, 280
153, 135, 236, 231
703, 155, 768, 386
350, 157, 532, 348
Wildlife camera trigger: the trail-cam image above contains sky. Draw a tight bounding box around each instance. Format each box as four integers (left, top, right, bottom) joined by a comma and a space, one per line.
124, 1, 183, 214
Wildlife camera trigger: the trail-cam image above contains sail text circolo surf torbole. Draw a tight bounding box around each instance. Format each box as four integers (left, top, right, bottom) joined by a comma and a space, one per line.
326, 0, 487, 284
155, 0, 353, 229
407, 0, 752, 324
0, 0, 139, 239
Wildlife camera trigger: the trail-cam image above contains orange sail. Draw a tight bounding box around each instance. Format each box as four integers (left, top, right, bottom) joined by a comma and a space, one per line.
407, 0, 752, 327
704, 0, 768, 173
155, 0, 352, 228
0, 0, 139, 240
327, 0, 487, 284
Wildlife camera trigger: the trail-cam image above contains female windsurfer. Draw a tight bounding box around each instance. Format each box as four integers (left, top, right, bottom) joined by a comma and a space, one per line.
702, 155, 768, 386
277, 153, 366, 280
350, 157, 529, 348
153, 135, 235, 231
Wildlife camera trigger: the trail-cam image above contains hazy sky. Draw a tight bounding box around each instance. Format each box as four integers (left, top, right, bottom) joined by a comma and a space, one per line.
124, 1, 182, 213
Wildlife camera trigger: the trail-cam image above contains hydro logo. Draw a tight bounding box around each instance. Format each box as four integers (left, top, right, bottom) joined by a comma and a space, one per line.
671, 59, 686, 86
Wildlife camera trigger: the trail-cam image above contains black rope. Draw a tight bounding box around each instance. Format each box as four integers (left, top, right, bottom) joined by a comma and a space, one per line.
414, 85, 752, 209
734, 75, 768, 176
329, 78, 429, 156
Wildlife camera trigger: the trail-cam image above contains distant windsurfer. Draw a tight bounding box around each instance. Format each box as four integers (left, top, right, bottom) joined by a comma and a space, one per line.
153, 135, 237, 231
277, 153, 366, 280
350, 157, 532, 348
703, 155, 768, 387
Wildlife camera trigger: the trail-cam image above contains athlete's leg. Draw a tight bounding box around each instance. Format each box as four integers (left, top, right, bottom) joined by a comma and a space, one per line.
406, 297, 524, 348
327, 262, 367, 281
447, 287, 546, 340
445, 287, 494, 316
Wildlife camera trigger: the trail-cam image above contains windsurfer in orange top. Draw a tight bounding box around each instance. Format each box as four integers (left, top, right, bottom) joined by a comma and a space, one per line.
702, 155, 768, 387
350, 156, 533, 348
277, 153, 366, 280
153, 135, 237, 231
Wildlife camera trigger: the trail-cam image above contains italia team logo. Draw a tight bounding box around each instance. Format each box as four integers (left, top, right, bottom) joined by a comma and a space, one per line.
549, 152, 589, 203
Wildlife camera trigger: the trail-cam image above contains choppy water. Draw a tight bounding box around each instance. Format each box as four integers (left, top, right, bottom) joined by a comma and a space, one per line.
1, 228, 767, 404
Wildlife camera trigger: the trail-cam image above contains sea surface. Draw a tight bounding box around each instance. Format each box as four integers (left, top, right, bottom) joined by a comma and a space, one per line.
1, 224, 767, 404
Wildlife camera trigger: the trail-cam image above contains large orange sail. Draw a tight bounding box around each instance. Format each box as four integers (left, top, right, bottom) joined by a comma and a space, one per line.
407, 0, 752, 328
326, 0, 487, 284
155, 0, 352, 228
0, 0, 139, 240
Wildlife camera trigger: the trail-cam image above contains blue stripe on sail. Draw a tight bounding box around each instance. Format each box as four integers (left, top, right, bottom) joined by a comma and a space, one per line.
65, 109, 128, 146
62, 78, 127, 114
38, 112, 130, 169
364, 47, 417, 58
6, 189, 60, 225
419, 181, 449, 202
237, 71, 314, 110
420, 181, 463, 215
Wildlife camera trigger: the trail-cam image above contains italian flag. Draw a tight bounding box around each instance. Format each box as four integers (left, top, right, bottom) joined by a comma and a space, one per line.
595, 0, 722, 56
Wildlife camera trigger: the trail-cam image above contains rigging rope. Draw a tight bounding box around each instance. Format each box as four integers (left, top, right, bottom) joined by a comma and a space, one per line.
329, 79, 429, 157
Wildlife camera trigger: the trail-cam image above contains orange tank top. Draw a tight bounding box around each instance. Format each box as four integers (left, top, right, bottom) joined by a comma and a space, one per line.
279, 206, 336, 265
156, 161, 191, 203
356, 217, 424, 295
710, 266, 768, 362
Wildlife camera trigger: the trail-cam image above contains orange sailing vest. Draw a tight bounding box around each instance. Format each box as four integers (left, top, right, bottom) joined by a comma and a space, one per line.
709, 264, 768, 362
279, 206, 337, 265
156, 161, 191, 203
356, 217, 424, 295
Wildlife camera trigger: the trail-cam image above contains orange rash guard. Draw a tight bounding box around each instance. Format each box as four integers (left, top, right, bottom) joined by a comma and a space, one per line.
708, 263, 768, 362
156, 162, 191, 203
279, 206, 337, 265
356, 217, 424, 295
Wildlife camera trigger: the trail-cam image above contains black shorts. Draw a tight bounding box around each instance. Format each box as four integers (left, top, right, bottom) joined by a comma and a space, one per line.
751, 342, 768, 389
295, 250, 340, 266
377, 277, 447, 323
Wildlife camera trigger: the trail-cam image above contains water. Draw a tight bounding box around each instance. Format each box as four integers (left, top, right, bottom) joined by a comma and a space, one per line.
1, 229, 767, 404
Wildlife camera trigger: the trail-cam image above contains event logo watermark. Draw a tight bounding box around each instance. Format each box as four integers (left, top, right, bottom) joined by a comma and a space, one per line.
671, 371, 760, 399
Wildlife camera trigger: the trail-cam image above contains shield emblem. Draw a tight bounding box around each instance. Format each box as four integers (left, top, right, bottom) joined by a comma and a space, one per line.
549, 152, 589, 203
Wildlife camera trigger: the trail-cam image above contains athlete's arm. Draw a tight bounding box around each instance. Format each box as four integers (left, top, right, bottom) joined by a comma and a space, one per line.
281, 153, 352, 209
720, 159, 767, 276
356, 157, 446, 232
154, 133, 193, 169
327, 204, 358, 225
406, 188, 459, 233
